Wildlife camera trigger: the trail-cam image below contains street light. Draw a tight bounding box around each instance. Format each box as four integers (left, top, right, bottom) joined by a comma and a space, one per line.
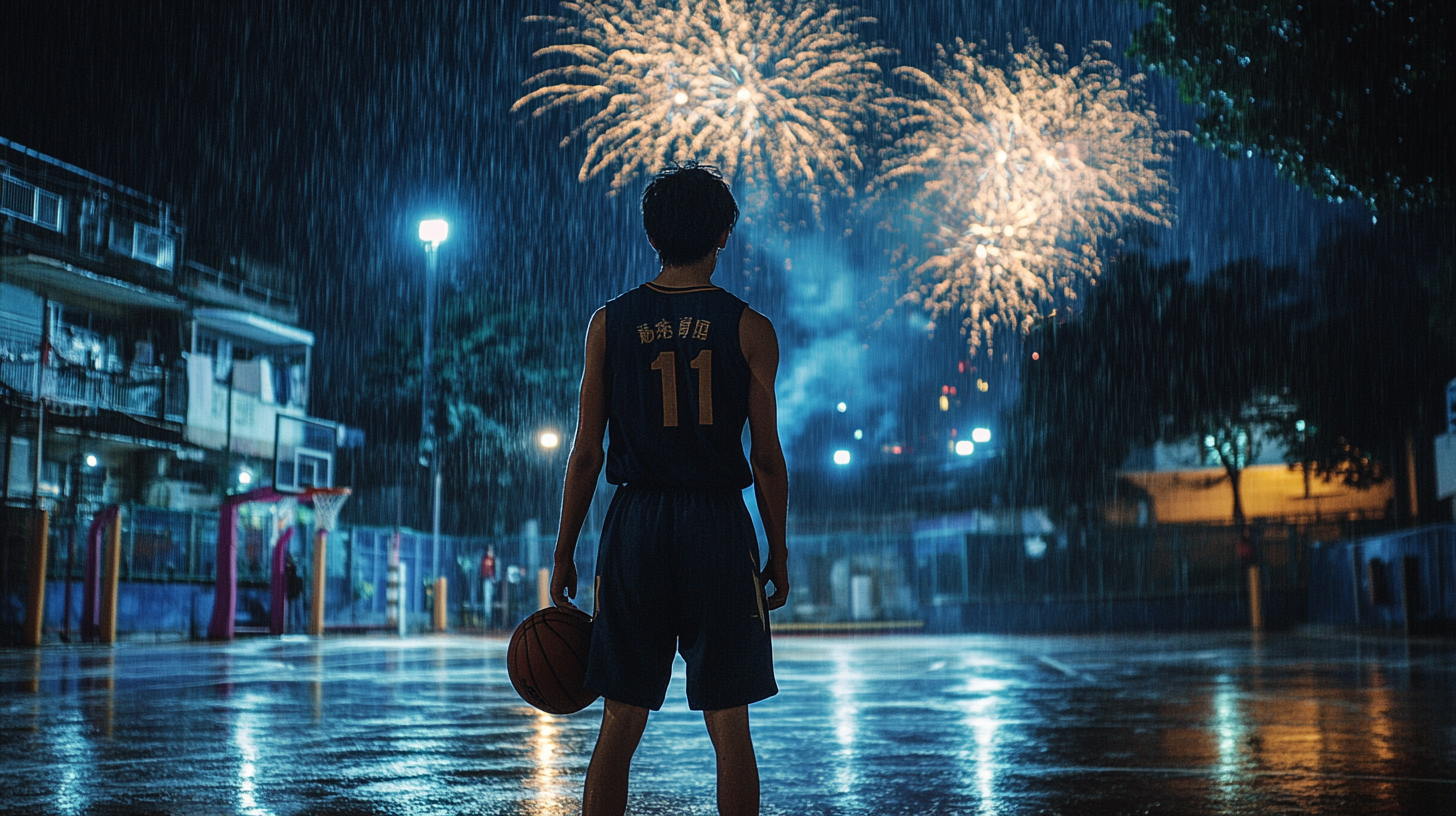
971, 427, 992, 444
833, 449, 851, 466
420, 218, 448, 586
539, 431, 560, 449
419, 219, 449, 247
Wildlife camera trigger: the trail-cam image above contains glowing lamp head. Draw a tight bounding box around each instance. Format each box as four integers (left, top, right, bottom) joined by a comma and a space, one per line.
736, 87, 751, 101
84, 454, 99, 468
836, 402, 847, 413
955, 440, 975, 456
237, 469, 253, 486
833, 449, 851, 466
673, 91, 689, 105
419, 219, 449, 247
995, 150, 1008, 164
539, 431, 561, 449
971, 427, 991, 444
1295, 419, 1306, 432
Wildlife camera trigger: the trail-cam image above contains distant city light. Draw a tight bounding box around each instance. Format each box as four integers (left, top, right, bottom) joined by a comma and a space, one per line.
891, 445, 903, 455
237, 469, 253, 486
419, 219, 449, 247
1204, 435, 1217, 448
977, 379, 989, 392
1032, 352, 1040, 361
955, 440, 975, 456
939, 395, 950, 411
837, 401, 847, 413
539, 431, 561, 449
971, 427, 992, 444
853, 429, 863, 440
1295, 419, 1306, 432
833, 449, 851, 466
84, 454, 99, 468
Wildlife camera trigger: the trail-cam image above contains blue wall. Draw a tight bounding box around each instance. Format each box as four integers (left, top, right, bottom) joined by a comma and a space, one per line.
1308, 525, 1456, 632
925, 589, 1303, 634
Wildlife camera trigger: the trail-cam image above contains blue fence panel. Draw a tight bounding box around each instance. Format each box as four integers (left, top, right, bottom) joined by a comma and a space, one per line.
1308, 525, 1456, 631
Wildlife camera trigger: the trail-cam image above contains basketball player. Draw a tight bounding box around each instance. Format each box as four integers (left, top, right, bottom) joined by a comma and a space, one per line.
550, 162, 789, 816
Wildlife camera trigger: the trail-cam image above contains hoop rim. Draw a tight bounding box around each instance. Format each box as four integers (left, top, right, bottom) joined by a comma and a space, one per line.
301, 486, 351, 532
300, 486, 351, 499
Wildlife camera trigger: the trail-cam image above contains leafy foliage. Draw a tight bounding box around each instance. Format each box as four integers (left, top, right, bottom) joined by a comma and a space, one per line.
365, 290, 579, 492
1130, 0, 1453, 212
1006, 253, 1298, 524
1282, 215, 1456, 490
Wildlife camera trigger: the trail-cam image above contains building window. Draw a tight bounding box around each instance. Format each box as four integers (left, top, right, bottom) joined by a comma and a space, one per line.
109, 219, 176, 270
0, 175, 64, 232
133, 223, 175, 270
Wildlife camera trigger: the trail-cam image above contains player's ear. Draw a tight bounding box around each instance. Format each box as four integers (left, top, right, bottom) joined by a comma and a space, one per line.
717, 230, 730, 249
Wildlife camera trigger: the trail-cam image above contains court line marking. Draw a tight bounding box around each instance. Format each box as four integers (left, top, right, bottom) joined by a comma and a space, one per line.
1037, 655, 1097, 684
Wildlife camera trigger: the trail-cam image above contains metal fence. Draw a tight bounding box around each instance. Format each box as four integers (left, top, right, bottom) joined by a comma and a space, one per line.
4, 501, 1400, 635
0, 357, 186, 422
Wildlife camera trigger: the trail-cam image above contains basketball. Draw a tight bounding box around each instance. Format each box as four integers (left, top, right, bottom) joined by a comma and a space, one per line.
507, 605, 599, 715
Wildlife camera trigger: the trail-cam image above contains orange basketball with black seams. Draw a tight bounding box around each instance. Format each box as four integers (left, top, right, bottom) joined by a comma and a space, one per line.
507, 606, 599, 715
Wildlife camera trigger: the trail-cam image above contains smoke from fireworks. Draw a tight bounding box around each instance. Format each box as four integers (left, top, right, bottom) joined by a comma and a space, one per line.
513, 0, 889, 216
875, 40, 1175, 353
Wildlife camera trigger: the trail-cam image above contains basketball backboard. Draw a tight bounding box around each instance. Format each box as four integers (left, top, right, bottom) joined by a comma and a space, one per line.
274, 414, 338, 493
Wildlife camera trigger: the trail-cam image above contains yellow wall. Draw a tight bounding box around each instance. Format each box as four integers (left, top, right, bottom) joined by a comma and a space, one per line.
1119, 464, 1392, 525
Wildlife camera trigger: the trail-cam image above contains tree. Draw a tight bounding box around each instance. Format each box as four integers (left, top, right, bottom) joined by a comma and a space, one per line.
360, 289, 580, 530
1279, 215, 1456, 514
1129, 0, 1453, 213
1006, 253, 1299, 527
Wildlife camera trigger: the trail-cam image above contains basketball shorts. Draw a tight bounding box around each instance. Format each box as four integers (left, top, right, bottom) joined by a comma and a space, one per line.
585, 486, 778, 711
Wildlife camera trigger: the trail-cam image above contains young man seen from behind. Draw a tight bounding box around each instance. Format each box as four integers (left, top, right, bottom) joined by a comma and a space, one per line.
550, 162, 790, 816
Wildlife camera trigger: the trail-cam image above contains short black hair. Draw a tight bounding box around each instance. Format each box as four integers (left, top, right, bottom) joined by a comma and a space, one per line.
641, 162, 740, 267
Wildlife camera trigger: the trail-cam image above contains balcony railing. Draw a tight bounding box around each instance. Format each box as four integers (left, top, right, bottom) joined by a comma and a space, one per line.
182, 261, 296, 318
0, 353, 186, 422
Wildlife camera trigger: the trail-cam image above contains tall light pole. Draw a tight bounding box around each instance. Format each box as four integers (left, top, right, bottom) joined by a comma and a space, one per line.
419, 219, 448, 590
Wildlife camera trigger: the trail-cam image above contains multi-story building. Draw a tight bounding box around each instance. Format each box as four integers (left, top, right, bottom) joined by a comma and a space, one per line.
1, 136, 321, 515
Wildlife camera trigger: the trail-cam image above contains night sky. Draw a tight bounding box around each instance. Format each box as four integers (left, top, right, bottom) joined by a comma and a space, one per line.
0, 0, 1371, 501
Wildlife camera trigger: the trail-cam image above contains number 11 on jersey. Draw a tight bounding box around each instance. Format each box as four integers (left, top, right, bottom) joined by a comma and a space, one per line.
650, 350, 713, 427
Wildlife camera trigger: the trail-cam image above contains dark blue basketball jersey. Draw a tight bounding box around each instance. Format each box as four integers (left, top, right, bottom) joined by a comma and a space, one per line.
603, 282, 754, 489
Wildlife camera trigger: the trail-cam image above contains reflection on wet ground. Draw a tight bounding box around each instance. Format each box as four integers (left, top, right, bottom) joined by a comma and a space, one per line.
2, 631, 1455, 814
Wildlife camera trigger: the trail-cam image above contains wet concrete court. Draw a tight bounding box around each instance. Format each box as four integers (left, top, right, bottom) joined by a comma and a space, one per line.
2, 632, 1455, 815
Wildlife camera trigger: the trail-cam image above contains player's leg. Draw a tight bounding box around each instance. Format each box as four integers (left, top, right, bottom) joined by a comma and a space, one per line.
582, 699, 650, 816
703, 705, 758, 816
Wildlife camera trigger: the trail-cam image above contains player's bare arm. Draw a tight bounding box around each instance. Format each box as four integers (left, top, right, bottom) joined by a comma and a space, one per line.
551, 306, 608, 610
741, 306, 790, 610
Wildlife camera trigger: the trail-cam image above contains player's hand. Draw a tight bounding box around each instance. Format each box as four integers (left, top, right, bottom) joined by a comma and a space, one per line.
760, 552, 790, 611
550, 556, 579, 611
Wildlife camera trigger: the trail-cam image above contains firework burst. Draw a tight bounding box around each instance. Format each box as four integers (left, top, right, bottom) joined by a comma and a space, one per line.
513, 0, 889, 216
875, 39, 1175, 353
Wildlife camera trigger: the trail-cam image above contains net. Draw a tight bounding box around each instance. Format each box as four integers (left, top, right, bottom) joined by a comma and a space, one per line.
306, 488, 351, 532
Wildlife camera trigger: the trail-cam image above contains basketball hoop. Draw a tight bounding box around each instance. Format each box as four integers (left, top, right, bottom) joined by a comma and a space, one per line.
303, 487, 351, 532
